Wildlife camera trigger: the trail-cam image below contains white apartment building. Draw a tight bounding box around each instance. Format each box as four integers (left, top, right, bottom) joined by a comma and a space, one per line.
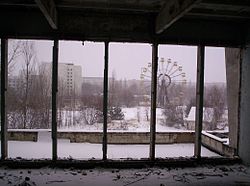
41, 62, 82, 96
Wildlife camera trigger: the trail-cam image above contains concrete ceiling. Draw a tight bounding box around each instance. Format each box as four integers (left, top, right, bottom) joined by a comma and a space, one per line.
0, 0, 250, 47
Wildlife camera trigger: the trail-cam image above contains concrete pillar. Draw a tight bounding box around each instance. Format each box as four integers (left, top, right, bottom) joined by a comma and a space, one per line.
225, 48, 241, 155
239, 47, 250, 165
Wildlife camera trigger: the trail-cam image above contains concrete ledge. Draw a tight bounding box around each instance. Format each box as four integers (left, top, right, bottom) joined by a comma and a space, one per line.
6, 130, 38, 142
2, 130, 195, 144
0, 157, 241, 169
57, 131, 195, 144
202, 131, 235, 157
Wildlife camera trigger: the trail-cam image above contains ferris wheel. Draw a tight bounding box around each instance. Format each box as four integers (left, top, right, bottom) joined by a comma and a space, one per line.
140, 57, 187, 107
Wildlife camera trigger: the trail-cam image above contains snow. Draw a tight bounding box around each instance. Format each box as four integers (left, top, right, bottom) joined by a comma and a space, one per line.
3, 106, 229, 160
0, 164, 249, 186
185, 107, 214, 122
202, 131, 228, 143
36, 106, 227, 133
6, 132, 219, 159
56, 107, 191, 132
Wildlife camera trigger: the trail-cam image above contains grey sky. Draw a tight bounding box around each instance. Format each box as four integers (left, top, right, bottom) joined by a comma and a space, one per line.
35, 40, 226, 83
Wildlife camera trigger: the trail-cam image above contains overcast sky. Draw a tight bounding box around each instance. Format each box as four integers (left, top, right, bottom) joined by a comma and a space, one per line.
33, 40, 226, 83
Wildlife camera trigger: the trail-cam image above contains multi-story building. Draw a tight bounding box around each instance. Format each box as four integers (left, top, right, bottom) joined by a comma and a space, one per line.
41, 62, 82, 96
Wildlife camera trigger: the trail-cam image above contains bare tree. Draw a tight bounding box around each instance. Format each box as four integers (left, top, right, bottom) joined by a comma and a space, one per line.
204, 84, 226, 128
19, 41, 37, 129
0, 40, 22, 74
58, 78, 66, 128
137, 107, 140, 122
162, 103, 184, 127
144, 107, 150, 121
8, 40, 22, 74
36, 64, 52, 128
109, 70, 118, 107
80, 107, 99, 125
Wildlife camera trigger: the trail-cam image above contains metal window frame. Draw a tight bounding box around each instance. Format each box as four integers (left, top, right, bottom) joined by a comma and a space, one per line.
103, 41, 109, 160
194, 45, 205, 158
150, 43, 158, 160
0, 38, 207, 161
1, 38, 8, 160
52, 39, 59, 161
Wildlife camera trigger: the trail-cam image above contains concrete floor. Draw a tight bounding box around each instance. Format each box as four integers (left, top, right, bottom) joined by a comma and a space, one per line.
0, 164, 249, 186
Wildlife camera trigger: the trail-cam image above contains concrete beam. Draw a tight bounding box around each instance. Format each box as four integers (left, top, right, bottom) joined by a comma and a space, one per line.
34, 0, 57, 29
0, 9, 247, 47
201, 0, 250, 11
156, 0, 200, 34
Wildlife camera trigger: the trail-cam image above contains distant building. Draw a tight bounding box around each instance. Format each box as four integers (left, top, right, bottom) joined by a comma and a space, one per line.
184, 106, 215, 130
8, 75, 21, 90
41, 62, 82, 96
82, 77, 104, 87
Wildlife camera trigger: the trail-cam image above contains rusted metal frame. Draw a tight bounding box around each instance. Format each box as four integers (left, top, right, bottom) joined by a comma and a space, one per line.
52, 39, 58, 161
103, 41, 109, 160
194, 45, 205, 158
149, 43, 158, 160
1, 38, 8, 160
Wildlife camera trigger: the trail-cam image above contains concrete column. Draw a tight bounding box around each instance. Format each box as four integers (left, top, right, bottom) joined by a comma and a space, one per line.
239, 47, 250, 165
225, 48, 241, 155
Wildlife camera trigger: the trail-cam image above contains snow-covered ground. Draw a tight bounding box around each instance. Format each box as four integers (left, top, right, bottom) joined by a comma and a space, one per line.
8, 141, 218, 160
5, 130, 219, 160
4, 106, 228, 160
58, 107, 228, 133
0, 164, 249, 186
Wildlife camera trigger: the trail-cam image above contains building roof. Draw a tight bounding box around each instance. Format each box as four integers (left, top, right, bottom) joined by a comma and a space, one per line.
185, 106, 214, 123
0, 1, 250, 47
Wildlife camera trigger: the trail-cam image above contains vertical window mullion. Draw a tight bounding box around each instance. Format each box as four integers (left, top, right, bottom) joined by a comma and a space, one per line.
52, 39, 59, 161
1, 38, 8, 160
150, 43, 158, 161
103, 41, 109, 160
194, 45, 205, 158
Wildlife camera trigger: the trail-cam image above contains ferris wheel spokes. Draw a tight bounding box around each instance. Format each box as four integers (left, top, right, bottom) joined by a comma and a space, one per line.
170, 72, 186, 79
140, 57, 187, 107
168, 65, 182, 77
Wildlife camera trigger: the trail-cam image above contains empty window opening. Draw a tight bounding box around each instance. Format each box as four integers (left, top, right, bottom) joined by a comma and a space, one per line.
7, 39, 53, 159
57, 41, 104, 160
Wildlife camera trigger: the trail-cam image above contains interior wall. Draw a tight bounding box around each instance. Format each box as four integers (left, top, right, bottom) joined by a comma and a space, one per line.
239, 47, 250, 165
225, 48, 241, 153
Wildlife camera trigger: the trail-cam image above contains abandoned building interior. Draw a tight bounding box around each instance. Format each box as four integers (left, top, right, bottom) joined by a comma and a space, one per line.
1, 0, 250, 185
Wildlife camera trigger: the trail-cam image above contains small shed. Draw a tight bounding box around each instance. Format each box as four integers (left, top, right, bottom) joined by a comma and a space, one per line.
184, 107, 215, 130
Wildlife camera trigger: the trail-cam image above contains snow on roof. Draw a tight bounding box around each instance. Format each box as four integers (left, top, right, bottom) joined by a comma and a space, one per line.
185, 106, 214, 123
